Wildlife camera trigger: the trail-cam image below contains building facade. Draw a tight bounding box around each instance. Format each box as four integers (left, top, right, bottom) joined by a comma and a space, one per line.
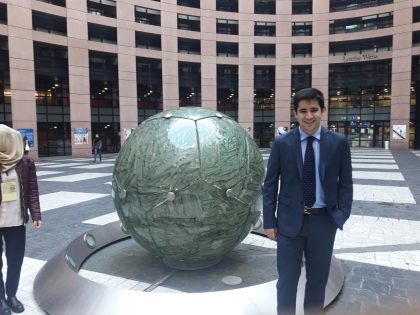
0, 0, 419, 157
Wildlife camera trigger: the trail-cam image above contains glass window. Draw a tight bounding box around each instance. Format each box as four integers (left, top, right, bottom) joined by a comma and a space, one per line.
330, 36, 392, 55
216, 0, 238, 12
137, 57, 162, 123
216, 42, 238, 57
37, 0, 66, 7
177, 0, 200, 9
330, 0, 393, 13
254, 44, 275, 58
34, 42, 71, 156
217, 65, 238, 120
330, 12, 393, 34
292, 0, 312, 14
178, 37, 201, 54
254, 21, 276, 36
291, 65, 311, 126
88, 23, 117, 44
135, 6, 160, 26
216, 19, 239, 35
0, 36, 11, 126
32, 11, 67, 36
328, 60, 392, 148
135, 31, 161, 50
413, 30, 420, 47
411, 57, 420, 149
292, 22, 312, 36
179, 62, 201, 107
89, 50, 120, 153
254, 66, 275, 147
178, 14, 200, 32
87, 0, 116, 18
292, 44, 312, 57
0, 3, 7, 24
414, 6, 420, 23
255, 0, 276, 15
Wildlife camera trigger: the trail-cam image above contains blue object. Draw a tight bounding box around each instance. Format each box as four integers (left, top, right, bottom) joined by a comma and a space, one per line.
17, 128, 34, 147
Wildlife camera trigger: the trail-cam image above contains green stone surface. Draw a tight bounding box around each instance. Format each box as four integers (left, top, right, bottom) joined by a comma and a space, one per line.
112, 107, 265, 270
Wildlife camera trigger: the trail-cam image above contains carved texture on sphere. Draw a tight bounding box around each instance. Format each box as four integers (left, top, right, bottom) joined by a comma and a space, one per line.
112, 108, 265, 270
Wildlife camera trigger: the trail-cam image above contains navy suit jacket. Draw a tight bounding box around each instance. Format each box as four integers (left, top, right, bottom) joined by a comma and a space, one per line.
263, 126, 353, 237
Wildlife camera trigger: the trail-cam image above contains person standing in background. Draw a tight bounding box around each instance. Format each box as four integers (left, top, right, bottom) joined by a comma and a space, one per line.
93, 134, 103, 163
0, 124, 42, 315
22, 136, 29, 156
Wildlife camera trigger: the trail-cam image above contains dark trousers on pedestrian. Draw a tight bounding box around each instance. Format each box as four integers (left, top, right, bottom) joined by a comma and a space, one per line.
94, 148, 102, 162
0, 225, 26, 299
276, 213, 337, 315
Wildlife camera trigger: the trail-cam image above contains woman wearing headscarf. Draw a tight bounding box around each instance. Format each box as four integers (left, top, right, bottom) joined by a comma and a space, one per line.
0, 125, 42, 315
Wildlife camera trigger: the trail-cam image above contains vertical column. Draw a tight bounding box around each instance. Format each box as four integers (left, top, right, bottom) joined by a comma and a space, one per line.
238, 1, 254, 136
201, 1, 217, 110
67, 0, 91, 157
7, 2, 37, 157
275, 0, 292, 131
117, 1, 137, 145
161, 0, 179, 109
391, 0, 412, 149
312, 0, 329, 126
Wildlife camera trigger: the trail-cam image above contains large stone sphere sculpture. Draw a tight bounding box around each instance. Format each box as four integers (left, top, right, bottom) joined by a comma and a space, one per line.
112, 107, 265, 270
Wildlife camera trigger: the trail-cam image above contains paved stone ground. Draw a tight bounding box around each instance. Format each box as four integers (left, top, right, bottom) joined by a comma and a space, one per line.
326, 149, 420, 315
6, 148, 420, 314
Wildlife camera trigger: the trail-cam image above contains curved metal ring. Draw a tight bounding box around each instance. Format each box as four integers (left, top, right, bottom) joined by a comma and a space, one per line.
33, 221, 344, 315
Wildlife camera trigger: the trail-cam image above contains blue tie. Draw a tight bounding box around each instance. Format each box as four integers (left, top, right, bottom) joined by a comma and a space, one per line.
303, 136, 316, 208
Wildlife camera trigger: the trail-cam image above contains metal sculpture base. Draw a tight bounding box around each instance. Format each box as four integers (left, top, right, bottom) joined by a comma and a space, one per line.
33, 221, 344, 315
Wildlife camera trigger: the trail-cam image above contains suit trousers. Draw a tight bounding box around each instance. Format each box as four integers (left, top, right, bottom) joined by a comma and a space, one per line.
276, 213, 337, 315
0, 225, 26, 299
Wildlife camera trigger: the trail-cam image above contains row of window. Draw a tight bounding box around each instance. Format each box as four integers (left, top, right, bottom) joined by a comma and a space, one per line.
137, 8, 395, 36
0, 3, 6, 24
1, 6, 398, 58
29, 9, 396, 40
35, 0, 396, 15
133, 35, 393, 58
0, 37, 405, 151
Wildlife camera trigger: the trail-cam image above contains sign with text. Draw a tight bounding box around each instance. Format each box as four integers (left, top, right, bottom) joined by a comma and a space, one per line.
342, 54, 379, 63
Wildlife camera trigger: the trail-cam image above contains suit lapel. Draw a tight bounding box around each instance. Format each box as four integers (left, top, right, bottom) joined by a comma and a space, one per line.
291, 128, 303, 179
319, 127, 330, 181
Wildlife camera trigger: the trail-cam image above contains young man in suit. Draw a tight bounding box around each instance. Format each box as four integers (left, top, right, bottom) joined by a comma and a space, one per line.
263, 88, 353, 315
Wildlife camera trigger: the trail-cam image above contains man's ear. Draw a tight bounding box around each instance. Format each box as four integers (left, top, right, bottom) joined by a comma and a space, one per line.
293, 110, 297, 119
321, 107, 327, 115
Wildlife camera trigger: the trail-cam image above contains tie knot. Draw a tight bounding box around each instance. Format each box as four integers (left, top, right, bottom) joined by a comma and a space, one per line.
306, 136, 315, 144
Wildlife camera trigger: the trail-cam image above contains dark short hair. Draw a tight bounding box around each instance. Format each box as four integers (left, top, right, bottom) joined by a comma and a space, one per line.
293, 88, 325, 112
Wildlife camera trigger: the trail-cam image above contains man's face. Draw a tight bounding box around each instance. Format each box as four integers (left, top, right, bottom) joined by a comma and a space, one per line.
294, 98, 325, 135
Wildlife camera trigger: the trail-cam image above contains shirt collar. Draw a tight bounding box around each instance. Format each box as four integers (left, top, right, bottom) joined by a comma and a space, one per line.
299, 125, 322, 142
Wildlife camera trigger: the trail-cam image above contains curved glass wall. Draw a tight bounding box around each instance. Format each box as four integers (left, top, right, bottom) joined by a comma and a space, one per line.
254, 66, 275, 147
330, 0, 392, 13
329, 60, 392, 148
411, 56, 420, 149
89, 51, 120, 153
137, 57, 163, 123
291, 65, 312, 128
179, 62, 201, 107
34, 42, 71, 156
217, 65, 238, 121
0, 36, 10, 126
